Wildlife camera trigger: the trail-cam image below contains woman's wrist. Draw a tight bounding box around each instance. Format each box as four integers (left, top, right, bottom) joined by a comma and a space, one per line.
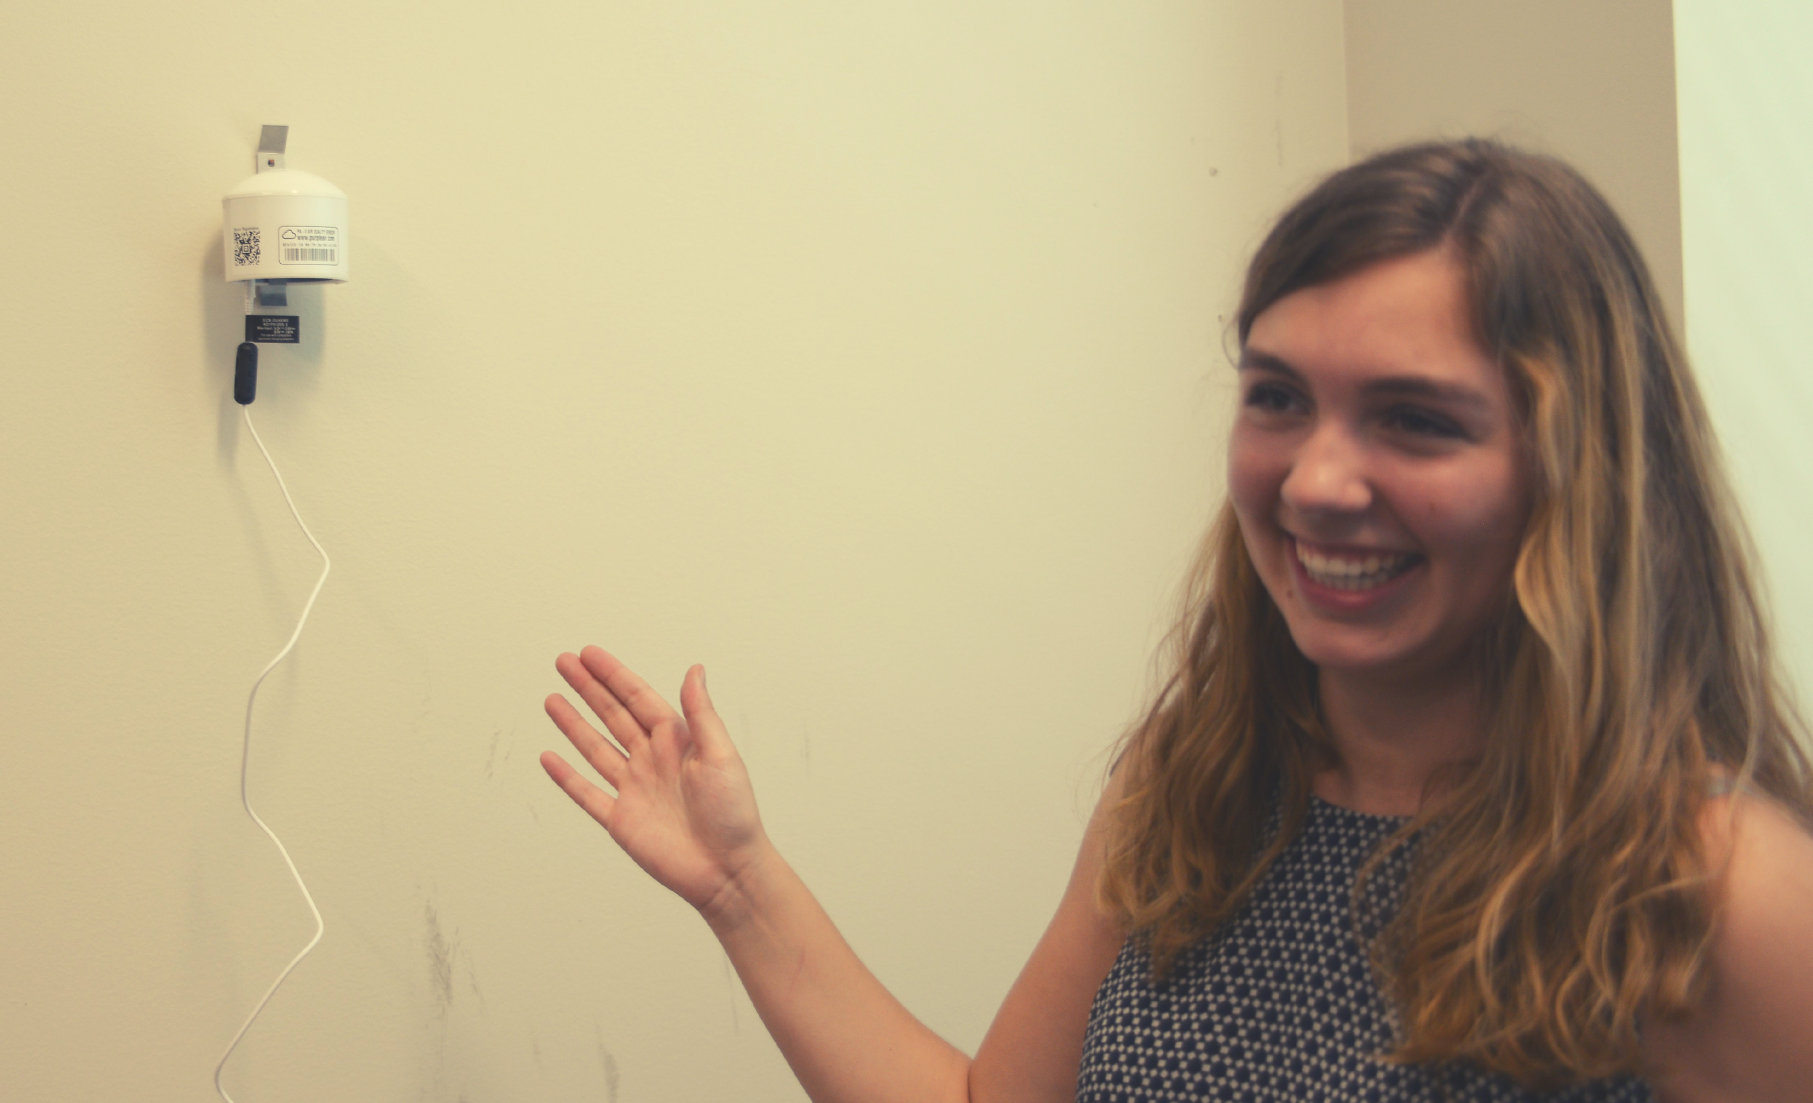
698, 833, 787, 936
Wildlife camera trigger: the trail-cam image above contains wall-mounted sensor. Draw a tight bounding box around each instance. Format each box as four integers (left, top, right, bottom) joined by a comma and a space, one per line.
223, 126, 348, 403
223, 125, 349, 288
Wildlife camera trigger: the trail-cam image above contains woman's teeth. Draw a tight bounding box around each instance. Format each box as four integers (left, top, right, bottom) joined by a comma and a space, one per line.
1295, 542, 1418, 590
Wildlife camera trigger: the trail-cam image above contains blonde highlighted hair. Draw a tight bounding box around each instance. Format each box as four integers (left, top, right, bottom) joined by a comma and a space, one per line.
1099, 139, 1813, 1087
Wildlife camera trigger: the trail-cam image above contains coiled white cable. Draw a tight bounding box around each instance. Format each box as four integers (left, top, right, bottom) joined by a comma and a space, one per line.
214, 406, 331, 1103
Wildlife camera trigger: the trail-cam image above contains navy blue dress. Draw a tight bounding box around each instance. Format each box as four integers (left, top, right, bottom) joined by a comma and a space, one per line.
1075, 797, 1654, 1102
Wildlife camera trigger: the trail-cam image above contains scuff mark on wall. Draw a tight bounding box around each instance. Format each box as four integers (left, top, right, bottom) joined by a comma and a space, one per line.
419, 889, 460, 1103
487, 727, 518, 778
596, 1025, 621, 1103
425, 899, 457, 1013
466, 958, 487, 1013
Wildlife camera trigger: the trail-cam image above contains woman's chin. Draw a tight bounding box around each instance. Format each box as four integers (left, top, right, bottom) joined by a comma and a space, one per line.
1290, 629, 1481, 689
1286, 626, 1426, 679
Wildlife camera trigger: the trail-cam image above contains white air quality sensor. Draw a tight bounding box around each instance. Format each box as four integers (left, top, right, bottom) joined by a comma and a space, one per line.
223, 125, 350, 404
222, 125, 349, 286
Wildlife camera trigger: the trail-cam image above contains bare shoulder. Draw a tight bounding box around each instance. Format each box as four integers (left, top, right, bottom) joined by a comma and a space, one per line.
1643, 790, 1813, 1101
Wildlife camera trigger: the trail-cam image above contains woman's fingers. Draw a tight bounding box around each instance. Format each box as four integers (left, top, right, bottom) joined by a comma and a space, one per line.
545, 692, 628, 788
540, 750, 617, 829
579, 646, 682, 734
547, 649, 722, 793
678, 664, 732, 756
556, 650, 650, 754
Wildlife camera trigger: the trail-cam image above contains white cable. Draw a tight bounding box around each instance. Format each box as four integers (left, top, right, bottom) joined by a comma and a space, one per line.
214, 406, 331, 1103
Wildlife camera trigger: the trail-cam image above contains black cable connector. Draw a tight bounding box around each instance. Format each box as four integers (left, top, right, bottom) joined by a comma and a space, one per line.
234, 341, 258, 405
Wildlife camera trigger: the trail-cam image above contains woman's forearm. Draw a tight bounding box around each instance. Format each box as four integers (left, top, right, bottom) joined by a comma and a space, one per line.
543, 652, 982, 1101
703, 839, 972, 1103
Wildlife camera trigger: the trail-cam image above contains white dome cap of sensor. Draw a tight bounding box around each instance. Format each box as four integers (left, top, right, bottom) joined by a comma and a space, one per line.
222, 127, 349, 284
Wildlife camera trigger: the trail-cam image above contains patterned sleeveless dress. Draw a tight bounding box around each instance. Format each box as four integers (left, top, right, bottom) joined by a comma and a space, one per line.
1075, 796, 1655, 1102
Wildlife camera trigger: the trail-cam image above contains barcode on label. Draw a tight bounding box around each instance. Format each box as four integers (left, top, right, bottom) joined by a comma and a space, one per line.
282, 247, 337, 263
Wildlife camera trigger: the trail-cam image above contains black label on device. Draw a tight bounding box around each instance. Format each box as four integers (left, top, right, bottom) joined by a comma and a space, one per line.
246, 315, 300, 344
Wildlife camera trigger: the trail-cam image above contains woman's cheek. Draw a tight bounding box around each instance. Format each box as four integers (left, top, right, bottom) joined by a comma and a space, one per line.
1401, 463, 1528, 565
1226, 428, 1283, 520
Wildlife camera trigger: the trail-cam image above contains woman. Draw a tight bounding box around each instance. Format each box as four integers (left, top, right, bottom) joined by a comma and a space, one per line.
541, 140, 1813, 1101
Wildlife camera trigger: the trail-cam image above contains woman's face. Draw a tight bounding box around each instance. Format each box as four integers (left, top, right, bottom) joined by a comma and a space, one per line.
1228, 249, 1531, 686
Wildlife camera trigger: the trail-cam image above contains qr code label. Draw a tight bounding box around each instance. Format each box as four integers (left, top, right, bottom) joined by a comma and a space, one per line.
232, 227, 260, 267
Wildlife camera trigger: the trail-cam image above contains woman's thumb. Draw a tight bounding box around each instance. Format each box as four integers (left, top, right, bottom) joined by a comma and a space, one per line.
680, 664, 728, 748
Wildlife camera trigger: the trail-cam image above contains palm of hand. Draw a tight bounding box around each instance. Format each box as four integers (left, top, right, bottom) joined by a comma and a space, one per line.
541, 647, 767, 913
605, 719, 763, 910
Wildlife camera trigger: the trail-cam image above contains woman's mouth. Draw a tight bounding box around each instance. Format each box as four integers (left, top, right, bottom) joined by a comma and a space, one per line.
1292, 539, 1421, 591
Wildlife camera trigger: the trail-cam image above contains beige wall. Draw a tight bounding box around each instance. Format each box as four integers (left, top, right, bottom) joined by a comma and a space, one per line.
0, 2, 1346, 1100
1345, 0, 1684, 334
1675, 0, 1813, 713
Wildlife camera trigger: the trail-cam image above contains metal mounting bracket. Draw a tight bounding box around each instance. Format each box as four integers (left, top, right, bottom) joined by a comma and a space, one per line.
256, 124, 288, 173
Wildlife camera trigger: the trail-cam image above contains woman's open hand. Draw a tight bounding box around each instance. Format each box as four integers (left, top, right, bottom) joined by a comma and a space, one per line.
541, 647, 768, 916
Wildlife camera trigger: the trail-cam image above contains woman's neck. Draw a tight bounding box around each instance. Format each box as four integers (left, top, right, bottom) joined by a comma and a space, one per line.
1312, 664, 1487, 817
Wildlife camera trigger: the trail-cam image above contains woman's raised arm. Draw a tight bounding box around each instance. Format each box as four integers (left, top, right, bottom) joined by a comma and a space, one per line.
540, 646, 1126, 1103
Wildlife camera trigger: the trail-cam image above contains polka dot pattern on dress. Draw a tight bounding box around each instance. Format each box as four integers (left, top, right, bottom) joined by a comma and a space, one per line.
1074, 797, 1654, 1102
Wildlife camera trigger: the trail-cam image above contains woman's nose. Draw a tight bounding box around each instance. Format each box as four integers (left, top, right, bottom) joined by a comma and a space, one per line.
1280, 424, 1372, 517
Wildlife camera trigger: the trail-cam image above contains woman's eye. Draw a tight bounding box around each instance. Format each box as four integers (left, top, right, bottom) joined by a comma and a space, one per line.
1385, 406, 1464, 438
1244, 383, 1299, 413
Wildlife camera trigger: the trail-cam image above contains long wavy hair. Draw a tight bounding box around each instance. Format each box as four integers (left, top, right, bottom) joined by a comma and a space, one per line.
1098, 139, 1813, 1086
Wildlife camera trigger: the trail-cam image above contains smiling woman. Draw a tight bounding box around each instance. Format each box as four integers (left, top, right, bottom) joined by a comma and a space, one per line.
541, 140, 1813, 1103
1097, 140, 1813, 1099
1231, 250, 1531, 696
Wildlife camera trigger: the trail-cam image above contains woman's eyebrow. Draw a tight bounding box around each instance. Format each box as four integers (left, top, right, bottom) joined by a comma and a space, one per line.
1237, 347, 1491, 411
1360, 376, 1492, 412
1235, 348, 1299, 377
